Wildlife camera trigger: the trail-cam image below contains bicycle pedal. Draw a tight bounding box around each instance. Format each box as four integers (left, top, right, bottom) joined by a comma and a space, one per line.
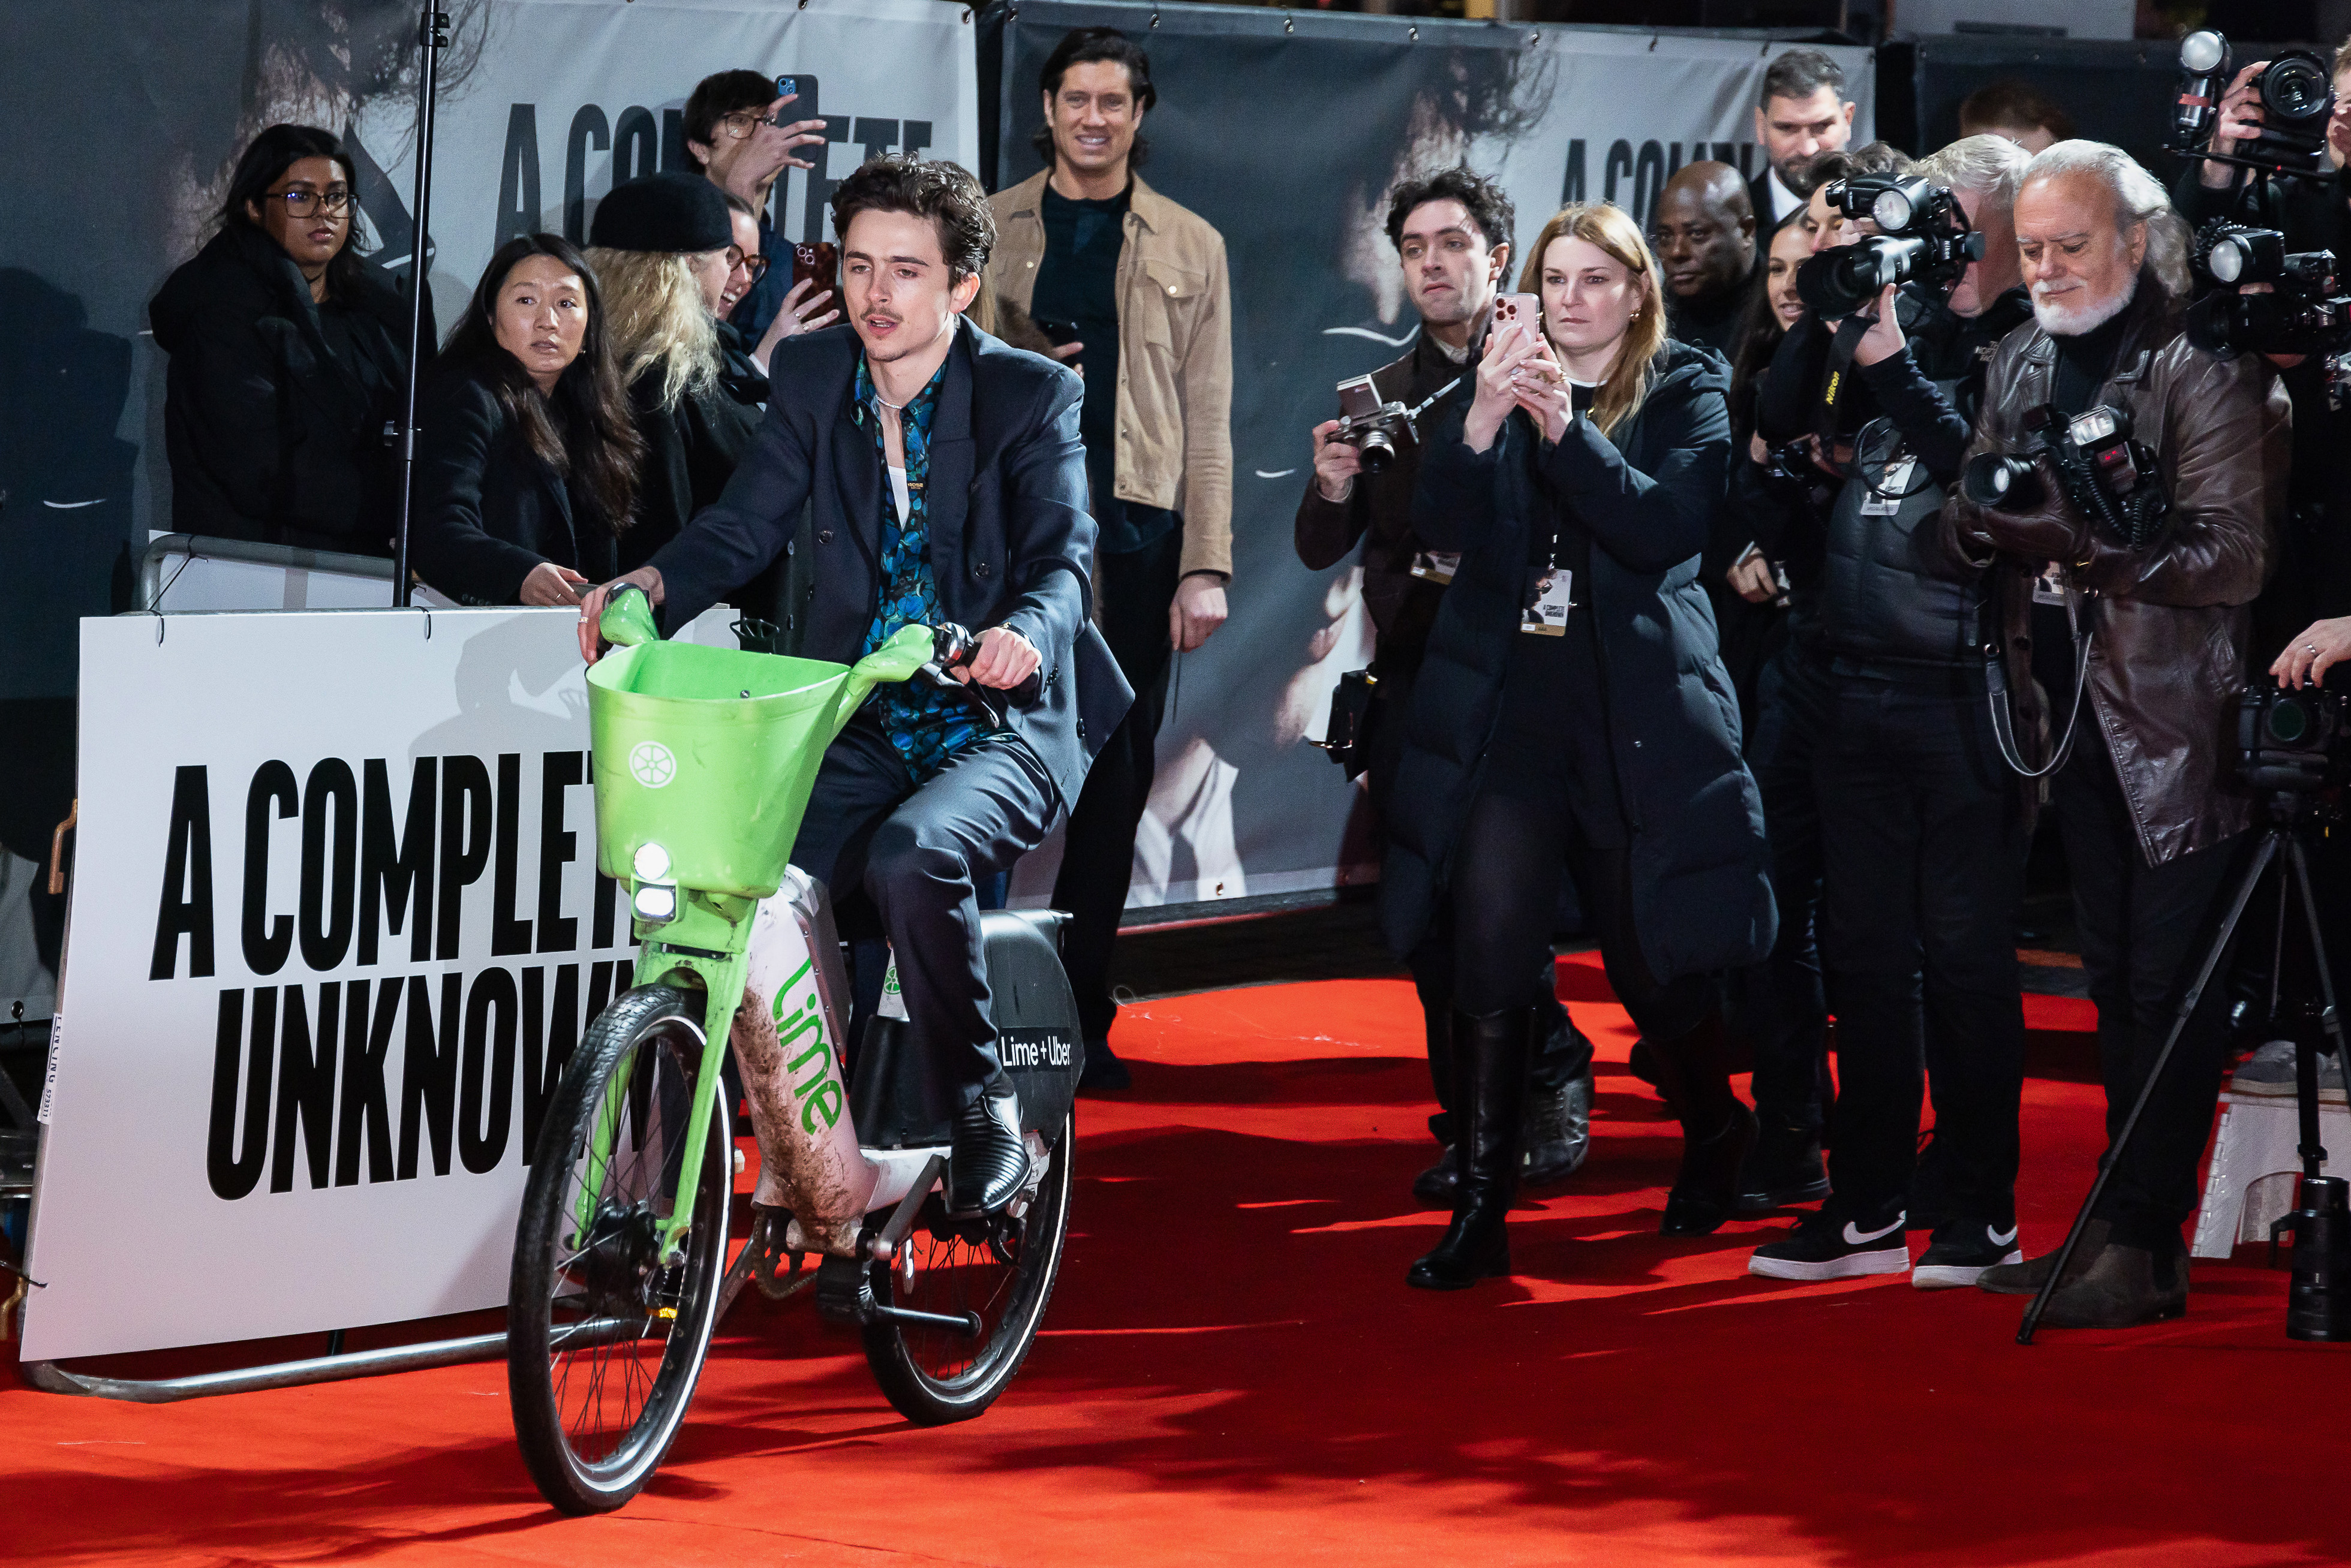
813, 1254, 876, 1328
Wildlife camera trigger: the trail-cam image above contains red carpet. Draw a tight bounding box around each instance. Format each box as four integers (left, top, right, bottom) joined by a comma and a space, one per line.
7, 953, 2347, 1566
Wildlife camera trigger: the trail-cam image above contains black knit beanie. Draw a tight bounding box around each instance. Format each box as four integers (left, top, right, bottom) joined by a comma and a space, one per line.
590, 172, 734, 252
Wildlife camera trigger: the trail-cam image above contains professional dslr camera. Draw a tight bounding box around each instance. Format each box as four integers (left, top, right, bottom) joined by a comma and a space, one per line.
2170, 30, 2337, 178
1960, 403, 2170, 550
2239, 678, 2351, 793
1330, 374, 1417, 473
2186, 221, 2351, 360
1795, 175, 1985, 318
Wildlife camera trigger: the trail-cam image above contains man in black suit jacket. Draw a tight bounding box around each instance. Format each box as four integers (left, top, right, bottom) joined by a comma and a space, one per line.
579, 157, 1131, 1213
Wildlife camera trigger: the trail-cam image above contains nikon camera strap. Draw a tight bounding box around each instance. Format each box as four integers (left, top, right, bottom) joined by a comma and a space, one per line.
1812, 314, 1876, 459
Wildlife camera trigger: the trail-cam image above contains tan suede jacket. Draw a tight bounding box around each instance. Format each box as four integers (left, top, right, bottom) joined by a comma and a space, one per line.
1943, 279, 2289, 866
987, 171, 1234, 580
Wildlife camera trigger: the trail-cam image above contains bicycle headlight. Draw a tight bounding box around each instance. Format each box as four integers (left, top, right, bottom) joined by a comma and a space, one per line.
632, 883, 678, 923
633, 841, 671, 881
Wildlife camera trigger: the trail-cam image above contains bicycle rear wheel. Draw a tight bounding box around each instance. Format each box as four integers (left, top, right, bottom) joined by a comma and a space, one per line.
862, 1112, 1073, 1425
507, 984, 731, 1514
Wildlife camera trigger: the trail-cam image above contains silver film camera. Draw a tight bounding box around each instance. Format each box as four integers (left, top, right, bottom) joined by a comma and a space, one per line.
1332, 374, 1416, 472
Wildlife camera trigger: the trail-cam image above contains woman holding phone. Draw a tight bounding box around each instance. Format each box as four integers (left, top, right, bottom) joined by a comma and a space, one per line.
1384, 202, 1773, 1290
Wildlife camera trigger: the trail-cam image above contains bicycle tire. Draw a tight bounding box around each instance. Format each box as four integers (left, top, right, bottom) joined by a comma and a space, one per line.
861, 1110, 1074, 1425
507, 983, 731, 1514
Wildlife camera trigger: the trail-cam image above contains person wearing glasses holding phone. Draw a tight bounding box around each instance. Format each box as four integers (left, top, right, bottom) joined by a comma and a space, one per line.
151, 124, 426, 555
684, 69, 838, 354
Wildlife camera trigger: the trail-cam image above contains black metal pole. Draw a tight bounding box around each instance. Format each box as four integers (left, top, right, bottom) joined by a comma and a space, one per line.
390, 6, 449, 609
2018, 828, 2280, 1343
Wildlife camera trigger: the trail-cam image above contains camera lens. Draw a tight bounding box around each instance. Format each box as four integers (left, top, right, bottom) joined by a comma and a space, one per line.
1357, 431, 1396, 473
2263, 54, 2333, 122
2270, 696, 2316, 744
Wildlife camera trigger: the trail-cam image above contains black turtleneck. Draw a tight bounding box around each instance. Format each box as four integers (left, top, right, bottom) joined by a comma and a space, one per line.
2051, 305, 2132, 418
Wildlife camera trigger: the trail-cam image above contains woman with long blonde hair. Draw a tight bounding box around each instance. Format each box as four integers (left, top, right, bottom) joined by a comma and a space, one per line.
584, 173, 771, 580
1382, 200, 1772, 1290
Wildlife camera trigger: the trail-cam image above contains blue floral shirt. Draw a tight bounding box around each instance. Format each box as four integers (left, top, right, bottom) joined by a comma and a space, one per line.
855, 355, 982, 781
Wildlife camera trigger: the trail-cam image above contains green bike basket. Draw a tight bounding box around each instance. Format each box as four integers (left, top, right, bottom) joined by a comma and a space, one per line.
585, 626, 931, 899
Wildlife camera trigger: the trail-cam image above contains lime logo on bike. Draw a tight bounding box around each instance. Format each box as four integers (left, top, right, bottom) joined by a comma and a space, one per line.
628, 741, 677, 788
771, 956, 846, 1131
878, 952, 907, 1022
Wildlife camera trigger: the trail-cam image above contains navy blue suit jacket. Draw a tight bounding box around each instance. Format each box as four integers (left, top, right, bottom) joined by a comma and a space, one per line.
648, 316, 1133, 807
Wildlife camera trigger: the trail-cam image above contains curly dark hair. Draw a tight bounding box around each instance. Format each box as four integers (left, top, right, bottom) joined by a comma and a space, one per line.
1384, 165, 1516, 260
829, 156, 996, 284
1029, 27, 1154, 169
439, 234, 645, 536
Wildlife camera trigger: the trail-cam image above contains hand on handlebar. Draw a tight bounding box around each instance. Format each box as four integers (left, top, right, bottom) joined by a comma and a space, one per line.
576, 567, 665, 663
951, 625, 1042, 690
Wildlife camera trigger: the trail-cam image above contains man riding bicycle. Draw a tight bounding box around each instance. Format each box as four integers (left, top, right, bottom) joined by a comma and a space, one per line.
577, 155, 1131, 1215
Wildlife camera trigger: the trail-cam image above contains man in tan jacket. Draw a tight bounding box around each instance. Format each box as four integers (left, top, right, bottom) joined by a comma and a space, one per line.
987, 27, 1234, 1088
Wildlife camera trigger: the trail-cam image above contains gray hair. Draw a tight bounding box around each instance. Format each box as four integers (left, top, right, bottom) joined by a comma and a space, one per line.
1914, 134, 2030, 213
2019, 139, 2190, 299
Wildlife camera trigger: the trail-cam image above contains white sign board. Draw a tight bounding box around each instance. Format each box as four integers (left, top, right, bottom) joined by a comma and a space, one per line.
353, 0, 984, 334
22, 607, 707, 1361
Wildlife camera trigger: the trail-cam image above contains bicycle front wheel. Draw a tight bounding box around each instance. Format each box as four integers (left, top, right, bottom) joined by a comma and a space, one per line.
862, 1112, 1074, 1425
506, 984, 731, 1514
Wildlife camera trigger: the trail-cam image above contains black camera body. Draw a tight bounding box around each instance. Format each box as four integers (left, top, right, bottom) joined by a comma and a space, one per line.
2170, 31, 2337, 177
1796, 176, 1985, 318
1960, 402, 2170, 550
1332, 373, 1416, 474
2239, 679, 2351, 792
2187, 220, 2351, 359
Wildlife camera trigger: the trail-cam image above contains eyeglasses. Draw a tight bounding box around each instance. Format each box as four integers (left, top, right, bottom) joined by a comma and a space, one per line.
726, 246, 769, 282
267, 186, 353, 219
717, 110, 781, 141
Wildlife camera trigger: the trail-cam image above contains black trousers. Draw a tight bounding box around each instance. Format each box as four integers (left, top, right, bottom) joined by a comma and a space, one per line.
1372, 660, 1585, 1125
1051, 528, 1184, 1043
1441, 754, 1712, 1045
791, 716, 1060, 1109
1735, 642, 1834, 1132
1815, 669, 2027, 1224
2054, 739, 2246, 1250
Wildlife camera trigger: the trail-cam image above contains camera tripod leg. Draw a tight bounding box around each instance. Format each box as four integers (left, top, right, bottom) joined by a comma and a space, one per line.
2288, 839, 2349, 1179
2019, 830, 2281, 1344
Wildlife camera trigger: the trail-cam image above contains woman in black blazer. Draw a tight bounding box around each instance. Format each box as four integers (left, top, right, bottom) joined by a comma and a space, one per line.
149, 124, 420, 553
410, 233, 644, 605
1385, 203, 1774, 1290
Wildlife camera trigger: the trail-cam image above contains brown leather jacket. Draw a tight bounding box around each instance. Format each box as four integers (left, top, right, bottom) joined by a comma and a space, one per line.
1942, 276, 2290, 866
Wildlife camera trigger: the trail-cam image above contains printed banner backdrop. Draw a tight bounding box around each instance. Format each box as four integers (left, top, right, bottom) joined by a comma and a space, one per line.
996, 4, 1871, 911
20, 607, 744, 1362
0, 0, 979, 708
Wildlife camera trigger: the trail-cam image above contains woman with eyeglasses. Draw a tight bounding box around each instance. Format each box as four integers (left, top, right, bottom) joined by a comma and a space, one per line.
408, 234, 644, 606
151, 123, 425, 554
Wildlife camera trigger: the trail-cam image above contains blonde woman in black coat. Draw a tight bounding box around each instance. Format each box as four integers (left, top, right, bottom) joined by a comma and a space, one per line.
1385, 203, 1773, 1290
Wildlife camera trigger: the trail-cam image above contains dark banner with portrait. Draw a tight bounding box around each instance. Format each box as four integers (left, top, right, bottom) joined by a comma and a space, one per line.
992, 1, 1872, 912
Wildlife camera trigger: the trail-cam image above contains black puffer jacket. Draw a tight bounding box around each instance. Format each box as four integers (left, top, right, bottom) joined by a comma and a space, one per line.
1382, 340, 1776, 982
150, 222, 419, 552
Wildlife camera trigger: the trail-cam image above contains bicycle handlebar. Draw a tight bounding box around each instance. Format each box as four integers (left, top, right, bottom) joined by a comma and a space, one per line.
600, 583, 659, 649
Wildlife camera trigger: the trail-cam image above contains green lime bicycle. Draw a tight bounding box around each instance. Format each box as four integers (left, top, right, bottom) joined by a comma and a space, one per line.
505, 587, 1082, 1515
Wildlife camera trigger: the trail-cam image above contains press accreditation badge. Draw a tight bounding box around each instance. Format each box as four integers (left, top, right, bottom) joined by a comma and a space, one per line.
2032, 563, 2067, 606
1521, 570, 1573, 636
1410, 550, 1459, 585
1859, 458, 1916, 516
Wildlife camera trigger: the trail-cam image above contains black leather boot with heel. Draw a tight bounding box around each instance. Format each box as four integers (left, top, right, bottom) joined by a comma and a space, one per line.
1646, 1011, 1757, 1236
1408, 1007, 1532, 1290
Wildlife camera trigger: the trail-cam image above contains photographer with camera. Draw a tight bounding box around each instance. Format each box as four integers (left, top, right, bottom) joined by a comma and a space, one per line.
1297, 167, 1598, 1208
1943, 142, 2290, 1329
1740, 136, 2041, 1289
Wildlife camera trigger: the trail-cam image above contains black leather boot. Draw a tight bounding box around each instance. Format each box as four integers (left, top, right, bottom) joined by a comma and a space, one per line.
1525, 1006, 1595, 1187
1408, 1008, 1531, 1290
1647, 1011, 1757, 1236
1412, 1004, 1459, 1203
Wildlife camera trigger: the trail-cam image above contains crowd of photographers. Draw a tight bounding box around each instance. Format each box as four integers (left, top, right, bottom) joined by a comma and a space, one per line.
1299, 41, 2351, 1330
148, 24, 2351, 1334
